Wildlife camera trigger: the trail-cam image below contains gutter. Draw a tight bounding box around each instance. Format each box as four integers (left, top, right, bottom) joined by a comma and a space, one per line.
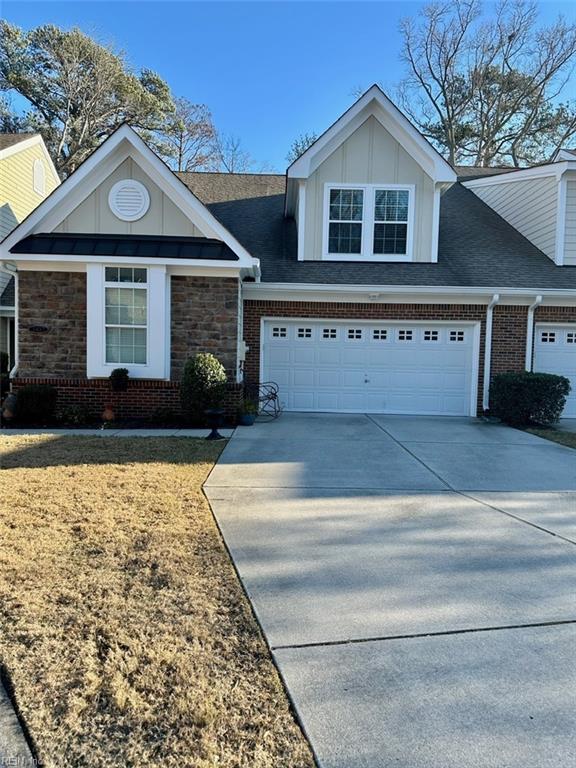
482, 294, 500, 412
0, 260, 18, 377
525, 295, 543, 371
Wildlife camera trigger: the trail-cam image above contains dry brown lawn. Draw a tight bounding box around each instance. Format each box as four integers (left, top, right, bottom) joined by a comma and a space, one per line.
0, 436, 315, 768
527, 427, 576, 450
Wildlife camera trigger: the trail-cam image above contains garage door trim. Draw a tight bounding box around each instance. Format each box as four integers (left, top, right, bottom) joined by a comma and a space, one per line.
259, 317, 481, 416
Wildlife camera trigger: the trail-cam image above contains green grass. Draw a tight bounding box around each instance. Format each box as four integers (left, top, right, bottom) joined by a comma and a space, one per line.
526, 428, 576, 450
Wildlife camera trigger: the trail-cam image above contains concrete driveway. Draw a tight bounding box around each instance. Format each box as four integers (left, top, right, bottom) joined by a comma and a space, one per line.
204, 414, 576, 768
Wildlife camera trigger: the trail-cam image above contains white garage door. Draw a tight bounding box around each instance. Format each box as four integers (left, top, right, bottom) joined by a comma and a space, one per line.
534, 324, 576, 418
262, 320, 479, 416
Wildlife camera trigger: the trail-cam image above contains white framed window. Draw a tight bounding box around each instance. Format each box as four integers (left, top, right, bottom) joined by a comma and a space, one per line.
323, 183, 414, 262
104, 267, 148, 365
272, 326, 287, 338
449, 330, 465, 343
297, 327, 313, 339
372, 328, 388, 341
33, 159, 45, 196
322, 328, 338, 339
423, 329, 440, 342
540, 331, 556, 343
86, 263, 168, 379
567, 332, 576, 344
347, 328, 363, 340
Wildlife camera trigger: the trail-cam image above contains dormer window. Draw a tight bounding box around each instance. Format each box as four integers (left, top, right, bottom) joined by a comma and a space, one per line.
323, 183, 414, 262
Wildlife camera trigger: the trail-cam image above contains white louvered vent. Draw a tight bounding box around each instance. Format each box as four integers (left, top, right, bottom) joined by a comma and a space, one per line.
108, 180, 150, 221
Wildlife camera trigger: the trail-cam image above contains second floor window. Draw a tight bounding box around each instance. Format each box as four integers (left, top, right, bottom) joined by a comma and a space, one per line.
324, 184, 413, 260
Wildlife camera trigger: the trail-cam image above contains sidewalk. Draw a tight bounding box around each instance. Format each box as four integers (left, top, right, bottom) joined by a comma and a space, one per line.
0, 428, 235, 437
0, 682, 35, 767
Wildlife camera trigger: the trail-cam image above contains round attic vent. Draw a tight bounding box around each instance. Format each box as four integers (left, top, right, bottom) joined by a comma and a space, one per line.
108, 179, 150, 221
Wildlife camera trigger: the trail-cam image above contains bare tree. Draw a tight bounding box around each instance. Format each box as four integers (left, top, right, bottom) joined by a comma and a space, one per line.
286, 132, 318, 164
214, 133, 255, 173
156, 98, 218, 172
398, 0, 576, 166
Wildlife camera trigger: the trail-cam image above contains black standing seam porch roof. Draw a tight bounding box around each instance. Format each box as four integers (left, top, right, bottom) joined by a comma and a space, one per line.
10, 233, 239, 261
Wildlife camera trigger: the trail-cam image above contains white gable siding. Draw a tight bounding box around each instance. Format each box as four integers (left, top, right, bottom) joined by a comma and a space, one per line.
470, 176, 557, 261
303, 116, 435, 262
54, 157, 203, 237
564, 178, 576, 266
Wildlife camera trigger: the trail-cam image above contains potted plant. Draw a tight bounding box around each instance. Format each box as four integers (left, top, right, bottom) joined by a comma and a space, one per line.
180, 353, 228, 439
109, 368, 130, 392
238, 399, 258, 426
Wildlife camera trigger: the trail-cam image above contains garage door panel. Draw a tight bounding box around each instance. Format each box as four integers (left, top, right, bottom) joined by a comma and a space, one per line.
534, 324, 576, 418
262, 320, 476, 416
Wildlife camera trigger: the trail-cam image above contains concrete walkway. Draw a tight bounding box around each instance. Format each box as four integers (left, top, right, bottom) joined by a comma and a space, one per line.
1, 427, 234, 437
205, 414, 576, 768
0, 682, 35, 767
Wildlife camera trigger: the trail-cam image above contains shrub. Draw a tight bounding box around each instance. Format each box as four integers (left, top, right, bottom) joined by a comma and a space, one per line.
109, 367, 130, 392
14, 384, 58, 425
180, 353, 227, 423
490, 371, 571, 426
58, 404, 93, 426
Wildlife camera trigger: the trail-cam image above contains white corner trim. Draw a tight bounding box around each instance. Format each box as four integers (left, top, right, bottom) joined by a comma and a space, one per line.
297, 181, 306, 262
482, 294, 500, 411
525, 295, 543, 371
555, 176, 567, 266
287, 84, 456, 183
431, 186, 441, 263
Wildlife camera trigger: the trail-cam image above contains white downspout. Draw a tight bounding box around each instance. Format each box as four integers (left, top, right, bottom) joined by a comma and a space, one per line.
482, 294, 500, 412
0, 261, 17, 377
525, 295, 543, 371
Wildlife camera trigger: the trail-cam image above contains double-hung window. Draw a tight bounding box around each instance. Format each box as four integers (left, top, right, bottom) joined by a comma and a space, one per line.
324, 184, 413, 261
86, 263, 168, 379
104, 267, 148, 365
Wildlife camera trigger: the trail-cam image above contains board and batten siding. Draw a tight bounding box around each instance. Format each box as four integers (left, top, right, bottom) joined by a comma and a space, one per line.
470, 176, 558, 261
303, 116, 435, 262
564, 177, 576, 266
0, 143, 60, 238
54, 156, 203, 237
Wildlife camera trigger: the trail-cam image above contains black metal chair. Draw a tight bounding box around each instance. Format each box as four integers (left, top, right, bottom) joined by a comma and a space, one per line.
244, 381, 282, 420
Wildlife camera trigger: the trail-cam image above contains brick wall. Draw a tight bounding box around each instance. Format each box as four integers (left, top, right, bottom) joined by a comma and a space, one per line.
18, 271, 86, 377
10, 378, 244, 422
491, 305, 528, 377
171, 276, 238, 379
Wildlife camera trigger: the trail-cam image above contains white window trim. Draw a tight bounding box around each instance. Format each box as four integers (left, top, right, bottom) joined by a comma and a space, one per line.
322, 182, 415, 262
104, 268, 149, 367
87, 263, 169, 379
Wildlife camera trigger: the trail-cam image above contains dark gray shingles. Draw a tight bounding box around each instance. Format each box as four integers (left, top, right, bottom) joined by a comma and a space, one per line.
180, 172, 576, 290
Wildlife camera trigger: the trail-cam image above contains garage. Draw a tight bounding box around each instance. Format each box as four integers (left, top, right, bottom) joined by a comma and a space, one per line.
261, 319, 480, 416
534, 324, 576, 418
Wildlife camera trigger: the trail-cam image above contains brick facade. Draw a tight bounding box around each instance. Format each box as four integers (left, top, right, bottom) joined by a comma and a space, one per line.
18, 271, 87, 377
12, 271, 241, 421
171, 276, 238, 379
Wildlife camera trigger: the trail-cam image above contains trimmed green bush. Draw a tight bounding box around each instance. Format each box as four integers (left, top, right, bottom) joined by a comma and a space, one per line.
15, 384, 58, 425
180, 353, 227, 423
109, 367, 130, 392
490, 371, 571, 426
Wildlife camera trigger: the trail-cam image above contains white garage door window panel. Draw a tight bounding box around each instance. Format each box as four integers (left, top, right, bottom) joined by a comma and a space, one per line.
534, 324, 576, 418
261, 319, 480, 416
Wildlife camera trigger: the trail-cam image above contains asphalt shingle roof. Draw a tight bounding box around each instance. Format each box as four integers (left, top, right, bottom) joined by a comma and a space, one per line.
178, 172, 576, 290
0, 133, 37, 151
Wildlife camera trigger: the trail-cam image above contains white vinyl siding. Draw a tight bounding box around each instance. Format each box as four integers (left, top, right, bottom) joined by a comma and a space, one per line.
564, 179, 576, 266
470, 176, 558, 261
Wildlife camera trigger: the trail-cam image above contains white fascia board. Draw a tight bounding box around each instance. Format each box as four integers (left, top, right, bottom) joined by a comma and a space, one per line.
0, 124, 258, 273
9, 254, 244, 270
287, 85, 456, 184
555, 149, 576, 162
242, 281, 576, 304
463, 162, 574, 189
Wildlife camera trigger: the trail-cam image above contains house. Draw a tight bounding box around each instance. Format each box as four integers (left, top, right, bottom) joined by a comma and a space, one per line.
1, 86, 575, 419
0, 133, 60, 369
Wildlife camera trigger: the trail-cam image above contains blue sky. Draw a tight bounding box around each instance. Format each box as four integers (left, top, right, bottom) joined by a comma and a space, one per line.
4, 1, 575, 170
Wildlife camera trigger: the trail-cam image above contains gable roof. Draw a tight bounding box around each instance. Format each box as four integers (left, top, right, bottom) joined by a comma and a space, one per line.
0, 133, 37, 152
0, 124, 258, 272
287, 85, 456, 184
180, 171, 576, 292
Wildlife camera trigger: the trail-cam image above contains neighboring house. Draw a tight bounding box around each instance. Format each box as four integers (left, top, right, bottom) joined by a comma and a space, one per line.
0, 133, 60, 370
1, 86, 575, 418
